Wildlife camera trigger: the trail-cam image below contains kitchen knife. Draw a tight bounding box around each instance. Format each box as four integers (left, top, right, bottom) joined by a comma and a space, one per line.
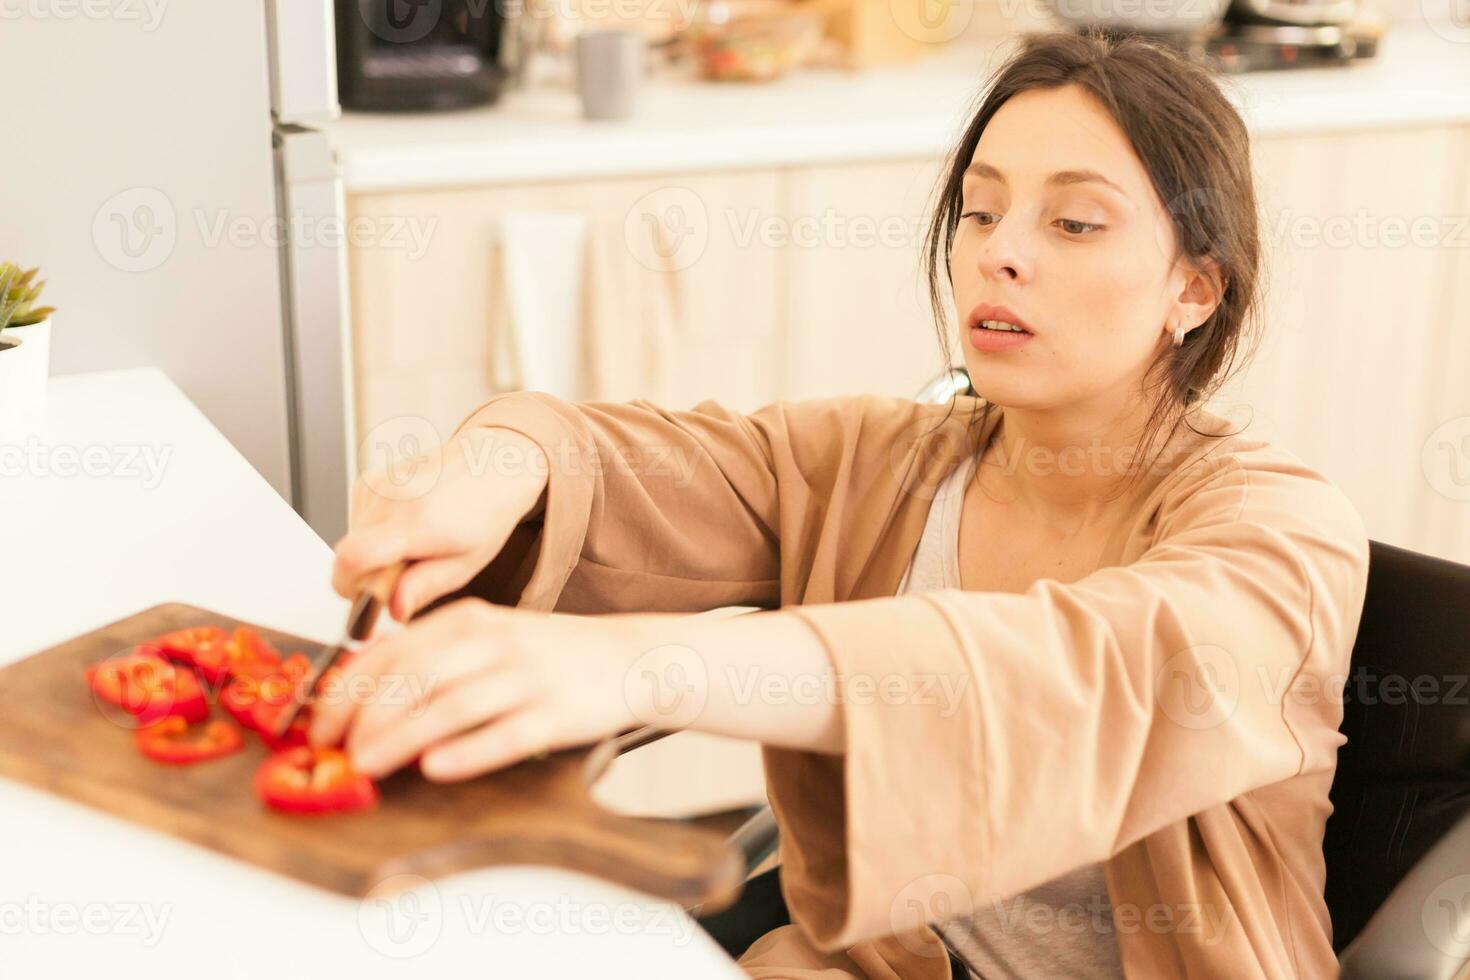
270, 561, 407, 741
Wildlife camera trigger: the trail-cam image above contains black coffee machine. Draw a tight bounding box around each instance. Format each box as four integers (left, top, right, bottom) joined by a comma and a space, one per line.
336, 0, 507, 111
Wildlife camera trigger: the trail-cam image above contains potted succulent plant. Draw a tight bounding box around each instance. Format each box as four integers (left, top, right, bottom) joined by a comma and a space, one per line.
0, 262, 57, 428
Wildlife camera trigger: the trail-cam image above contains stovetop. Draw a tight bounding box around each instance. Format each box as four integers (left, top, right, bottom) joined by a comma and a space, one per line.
1200, 20, 1383, 72
1093, 19, 1384, 73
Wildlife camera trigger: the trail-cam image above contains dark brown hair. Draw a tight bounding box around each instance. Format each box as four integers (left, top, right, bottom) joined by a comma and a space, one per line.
922, 28, 1262, 497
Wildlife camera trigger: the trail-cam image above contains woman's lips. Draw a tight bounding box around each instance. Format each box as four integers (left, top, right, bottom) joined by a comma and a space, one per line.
969, 324, 1035, 352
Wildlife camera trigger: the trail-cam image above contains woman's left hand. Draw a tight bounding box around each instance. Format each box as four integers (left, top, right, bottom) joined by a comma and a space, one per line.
307, 598, 665, 781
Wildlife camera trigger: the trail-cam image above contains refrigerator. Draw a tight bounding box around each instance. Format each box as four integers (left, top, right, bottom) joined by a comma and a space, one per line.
0, 1, 354, 544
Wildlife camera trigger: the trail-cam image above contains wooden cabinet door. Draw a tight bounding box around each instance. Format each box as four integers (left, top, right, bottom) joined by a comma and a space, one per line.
782, 158, 955, 401
1419, 125, 1470, 564
347, 170, 786, 451
1214, 125, 1467, 560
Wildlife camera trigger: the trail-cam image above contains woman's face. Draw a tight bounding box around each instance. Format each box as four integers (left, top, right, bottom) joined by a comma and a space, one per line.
950, 83, 1218, 415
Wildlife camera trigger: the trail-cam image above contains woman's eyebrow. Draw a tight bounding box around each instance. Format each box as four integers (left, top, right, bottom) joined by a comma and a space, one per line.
964, 160, 1127, 197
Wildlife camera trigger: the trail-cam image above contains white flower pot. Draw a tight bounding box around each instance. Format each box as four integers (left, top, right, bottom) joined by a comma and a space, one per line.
0, 317, 51, 433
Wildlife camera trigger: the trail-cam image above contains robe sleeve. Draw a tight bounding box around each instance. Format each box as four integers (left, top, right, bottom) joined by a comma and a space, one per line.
448, 390, 835, 613
765, 445, 1372, 951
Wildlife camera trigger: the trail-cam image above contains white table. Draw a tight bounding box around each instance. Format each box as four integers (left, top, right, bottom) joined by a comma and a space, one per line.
0, 368, 745, 979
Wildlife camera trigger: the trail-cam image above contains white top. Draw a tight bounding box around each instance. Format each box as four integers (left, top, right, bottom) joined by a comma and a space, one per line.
0, 368, 743, 980
896, 448, 1126, 980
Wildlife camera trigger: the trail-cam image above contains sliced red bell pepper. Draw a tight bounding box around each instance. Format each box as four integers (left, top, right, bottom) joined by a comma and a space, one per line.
86, 645, 210, 726
135, 716, 245, 765
220, 677, 257, 729
206, 626, 283, 684
254, 745, 378, 815
221, 652, 310, 730
251, 652, 318, 749
153, 626, 230, 677
253, 702, 313, 750
165, 625, 280, 686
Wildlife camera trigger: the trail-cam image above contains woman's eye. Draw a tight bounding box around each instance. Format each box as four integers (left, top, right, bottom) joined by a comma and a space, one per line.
961, 211, 998, 227
1056, 218, 1104, 235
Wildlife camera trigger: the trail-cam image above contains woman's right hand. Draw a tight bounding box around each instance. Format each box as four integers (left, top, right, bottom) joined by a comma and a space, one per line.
330, 425, 550, 623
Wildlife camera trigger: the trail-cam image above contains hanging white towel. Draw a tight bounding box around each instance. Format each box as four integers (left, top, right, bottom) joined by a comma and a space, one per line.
580, 203, 682, 404
491, 210, 589, 401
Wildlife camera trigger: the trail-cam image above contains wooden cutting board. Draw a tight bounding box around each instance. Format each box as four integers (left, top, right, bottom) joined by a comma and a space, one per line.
0, 603, 744, 909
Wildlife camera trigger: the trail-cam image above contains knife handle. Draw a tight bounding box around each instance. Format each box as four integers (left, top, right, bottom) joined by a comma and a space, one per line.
348, 560, 409, 642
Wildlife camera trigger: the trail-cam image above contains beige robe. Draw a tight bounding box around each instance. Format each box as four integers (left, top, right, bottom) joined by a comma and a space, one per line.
452, 390, 1371, 979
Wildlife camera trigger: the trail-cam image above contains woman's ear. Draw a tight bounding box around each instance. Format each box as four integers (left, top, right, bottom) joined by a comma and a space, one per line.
1170, 256, 1226, 342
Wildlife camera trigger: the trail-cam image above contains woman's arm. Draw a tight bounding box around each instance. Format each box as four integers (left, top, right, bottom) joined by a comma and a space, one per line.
316, 390, 940, 763
310, 600, 845, 778
763, 446, 1373, 951
334, 389, 816, 623
447, 390, 801, 614
619, 607, 846, 753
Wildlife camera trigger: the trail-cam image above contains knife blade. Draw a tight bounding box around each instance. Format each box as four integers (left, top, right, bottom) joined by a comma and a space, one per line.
270, 561, 407, 742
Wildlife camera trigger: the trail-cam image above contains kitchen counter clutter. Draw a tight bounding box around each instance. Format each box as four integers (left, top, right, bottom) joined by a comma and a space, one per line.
323, 24, 1470, 190
0, 368, 744, 980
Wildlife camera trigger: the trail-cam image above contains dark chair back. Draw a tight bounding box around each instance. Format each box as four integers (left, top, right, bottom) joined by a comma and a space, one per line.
1325, 539, 1470, 951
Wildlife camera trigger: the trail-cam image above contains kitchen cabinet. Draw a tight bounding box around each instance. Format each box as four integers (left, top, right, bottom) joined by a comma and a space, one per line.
343, 119, 1470, 817
782, 158, 954, 400
348, 170, 785, 452
1423, 124, 1470, 563
1217, 124, 1470, 564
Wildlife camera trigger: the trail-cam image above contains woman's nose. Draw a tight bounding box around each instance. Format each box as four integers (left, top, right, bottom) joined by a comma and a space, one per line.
975, 218, 1030, 283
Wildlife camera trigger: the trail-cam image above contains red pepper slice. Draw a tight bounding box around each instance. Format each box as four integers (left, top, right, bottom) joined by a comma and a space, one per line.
167, 626, 280, 685
253, 703, 313, 751
220, 674, 273, 731
153, 626, 230, 677
254, 746, 379, 815
135, 716, 245, 765
252, 653, 318, 749
86, 645, 210, 726
222, 653, 311, 735
205, 626, 283, 685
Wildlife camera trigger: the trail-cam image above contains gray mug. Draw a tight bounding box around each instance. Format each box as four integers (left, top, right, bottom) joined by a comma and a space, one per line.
574, 29, 644, 121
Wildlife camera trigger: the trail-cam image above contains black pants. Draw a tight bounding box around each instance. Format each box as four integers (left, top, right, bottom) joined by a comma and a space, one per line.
697, 866, 971, 977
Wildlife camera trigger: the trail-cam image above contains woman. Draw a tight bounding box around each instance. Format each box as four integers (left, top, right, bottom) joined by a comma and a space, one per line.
311, 30, 1370, 979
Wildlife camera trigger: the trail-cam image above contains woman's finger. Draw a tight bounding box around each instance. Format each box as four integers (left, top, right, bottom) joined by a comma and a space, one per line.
391, 553, 489, 623
350, 672, 533, 779
331, 521, 412, 598
342, 630, 508, 754
418, 706, 560, 782
338, 602, 500, 753
306, 639, 395, 749
307, 607, 448, 747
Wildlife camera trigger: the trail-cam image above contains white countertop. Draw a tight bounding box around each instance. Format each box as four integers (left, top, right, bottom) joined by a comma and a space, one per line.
323, 24, 1470, 192
0, 369, 742, 980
